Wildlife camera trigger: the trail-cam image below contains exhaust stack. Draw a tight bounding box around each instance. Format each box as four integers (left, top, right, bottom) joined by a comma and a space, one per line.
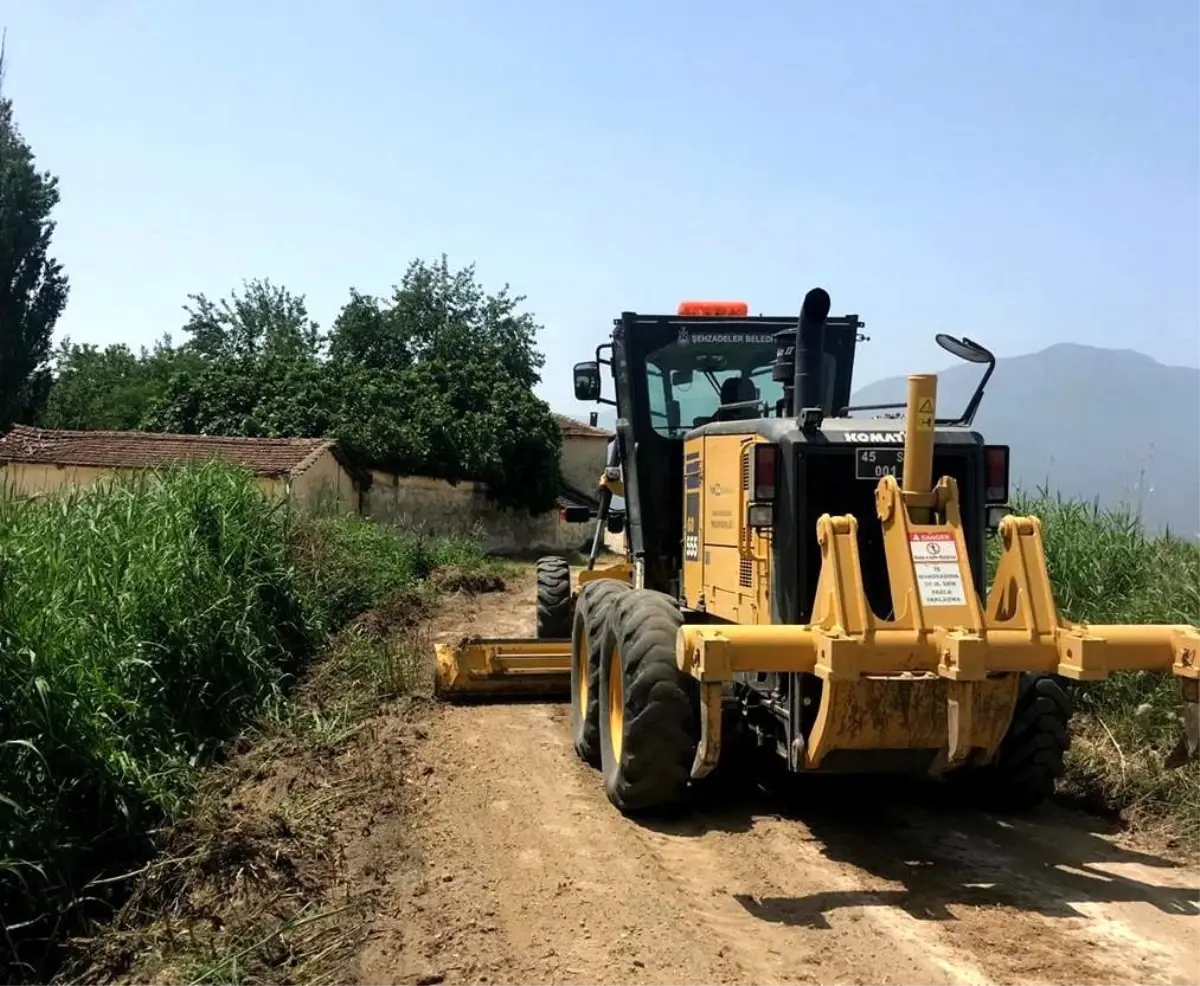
773, 287, 832, 420
794, 287, 831, 415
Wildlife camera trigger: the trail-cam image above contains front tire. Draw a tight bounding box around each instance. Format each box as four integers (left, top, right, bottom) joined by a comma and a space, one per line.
535, 556, 572, 639
598, 589, 698, 815
570, 579, 631, 766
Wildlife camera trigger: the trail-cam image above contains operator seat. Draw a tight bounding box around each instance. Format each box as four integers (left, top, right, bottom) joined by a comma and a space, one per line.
715, 376, 760, 421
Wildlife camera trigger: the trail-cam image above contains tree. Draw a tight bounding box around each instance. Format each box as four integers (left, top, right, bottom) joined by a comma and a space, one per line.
40, 340, 157, 430
327, 256, 562, 511
387, 255, 545, 389
143, 280, 335, 438
76, 258, 563, 513
181, 278, 323, 362
0, 50, 70, 429
327, 289, 410, 371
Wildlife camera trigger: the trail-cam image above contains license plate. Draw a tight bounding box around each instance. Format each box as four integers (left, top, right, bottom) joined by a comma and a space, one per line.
855, 447, 904, 481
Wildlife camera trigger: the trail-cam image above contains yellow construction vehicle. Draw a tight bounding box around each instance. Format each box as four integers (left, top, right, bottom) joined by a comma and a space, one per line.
435, 288, 1199, 815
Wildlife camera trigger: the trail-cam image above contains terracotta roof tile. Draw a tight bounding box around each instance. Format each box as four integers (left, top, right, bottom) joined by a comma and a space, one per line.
554, 414, 612, 438
0, 425, 339, 478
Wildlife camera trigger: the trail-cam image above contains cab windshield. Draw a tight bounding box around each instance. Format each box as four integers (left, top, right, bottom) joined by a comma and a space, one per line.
643, 330, 783, 438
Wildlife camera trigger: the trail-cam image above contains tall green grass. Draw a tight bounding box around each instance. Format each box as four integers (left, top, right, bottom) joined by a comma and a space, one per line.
0, 464, 488, 980
295, 513, 489, 629
999, 490, 1200, 834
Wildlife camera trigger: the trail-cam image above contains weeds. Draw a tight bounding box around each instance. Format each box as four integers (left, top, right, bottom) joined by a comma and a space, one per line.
0, 464, 493, 981
294, 513, 492, 630
999, 490, 1200, 840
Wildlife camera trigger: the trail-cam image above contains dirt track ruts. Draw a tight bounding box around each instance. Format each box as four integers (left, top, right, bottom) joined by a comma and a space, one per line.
352, 569, 1200, 986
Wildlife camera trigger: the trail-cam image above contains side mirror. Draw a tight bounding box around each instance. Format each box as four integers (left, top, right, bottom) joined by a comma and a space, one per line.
573, 361, 602, 402
935, 333, 994, 365
935, 333, 997, 428
670, 368, 694, 387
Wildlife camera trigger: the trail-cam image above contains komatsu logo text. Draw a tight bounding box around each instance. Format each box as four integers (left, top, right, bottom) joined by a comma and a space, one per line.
844, 431, 904, 443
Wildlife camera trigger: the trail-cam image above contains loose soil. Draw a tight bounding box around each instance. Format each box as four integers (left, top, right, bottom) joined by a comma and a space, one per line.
74, 567, 1200, 986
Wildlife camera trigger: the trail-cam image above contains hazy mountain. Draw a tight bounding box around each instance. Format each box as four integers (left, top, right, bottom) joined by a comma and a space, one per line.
850, 343, 1198, 537
557, 343, 1197, 537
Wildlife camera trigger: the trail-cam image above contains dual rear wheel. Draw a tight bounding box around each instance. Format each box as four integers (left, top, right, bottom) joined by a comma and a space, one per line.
570, 584, 699, 814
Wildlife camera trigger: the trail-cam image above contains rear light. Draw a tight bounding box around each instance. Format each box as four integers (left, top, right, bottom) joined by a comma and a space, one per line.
747, 502, 774, 529
751, 443, 778, 501
986, 505, 1013, 532
984, 445, 1009, 503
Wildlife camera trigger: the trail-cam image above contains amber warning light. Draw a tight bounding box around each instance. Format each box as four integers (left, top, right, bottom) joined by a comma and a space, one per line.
677, 300, 749, 317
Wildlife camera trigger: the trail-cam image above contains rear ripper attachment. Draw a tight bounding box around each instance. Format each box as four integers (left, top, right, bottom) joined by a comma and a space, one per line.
674, 373, 1200, 794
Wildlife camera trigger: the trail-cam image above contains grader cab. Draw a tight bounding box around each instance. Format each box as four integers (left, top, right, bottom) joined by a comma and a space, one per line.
435, 288, 1199, 815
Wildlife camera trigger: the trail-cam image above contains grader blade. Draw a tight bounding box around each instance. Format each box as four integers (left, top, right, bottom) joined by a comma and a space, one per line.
433, 637, 572, 701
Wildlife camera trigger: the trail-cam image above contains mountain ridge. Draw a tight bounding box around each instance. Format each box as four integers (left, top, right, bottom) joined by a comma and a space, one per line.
854, 342, 1196, 535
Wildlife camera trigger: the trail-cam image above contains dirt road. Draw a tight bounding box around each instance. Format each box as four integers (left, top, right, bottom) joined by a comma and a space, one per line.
354, 571, 1200, 986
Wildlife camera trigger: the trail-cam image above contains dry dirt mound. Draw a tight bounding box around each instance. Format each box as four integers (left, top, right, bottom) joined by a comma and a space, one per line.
67, 568, 1200, 986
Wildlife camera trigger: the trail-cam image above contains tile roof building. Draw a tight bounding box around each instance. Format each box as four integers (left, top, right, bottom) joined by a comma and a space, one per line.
0, 425, 357, 477
0, 425, 367, 513
552, 414, 613, 439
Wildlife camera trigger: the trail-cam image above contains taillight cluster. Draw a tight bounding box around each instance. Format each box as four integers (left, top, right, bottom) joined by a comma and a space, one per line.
747, 443, 778, 530
984, 445, 1009, 504
751, 443, 778, 501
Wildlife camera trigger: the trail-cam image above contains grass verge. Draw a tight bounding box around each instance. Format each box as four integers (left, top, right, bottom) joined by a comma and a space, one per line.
0, 464, 499, 983
61, 608, 442, 986
1003, 490, 1200, 844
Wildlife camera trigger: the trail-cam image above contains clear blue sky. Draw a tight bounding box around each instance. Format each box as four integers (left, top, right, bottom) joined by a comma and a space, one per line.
4, 1, 1197, 418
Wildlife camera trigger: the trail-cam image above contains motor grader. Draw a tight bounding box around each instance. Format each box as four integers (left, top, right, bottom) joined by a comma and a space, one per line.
435, 288, 1199, 815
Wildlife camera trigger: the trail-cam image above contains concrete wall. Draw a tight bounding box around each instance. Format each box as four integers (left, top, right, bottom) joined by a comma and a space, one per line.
2, 462, 133, 497
363, 471, 596, 555
0, 448, 615, 559
2, 461, 291, 506
559, 434, 609, 496
289, 449, 361, 516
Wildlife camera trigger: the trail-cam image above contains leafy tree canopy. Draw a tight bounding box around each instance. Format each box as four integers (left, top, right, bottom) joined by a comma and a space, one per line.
40, 258, 563, 513
39, 337, 187, 432
0, 55, 69, 429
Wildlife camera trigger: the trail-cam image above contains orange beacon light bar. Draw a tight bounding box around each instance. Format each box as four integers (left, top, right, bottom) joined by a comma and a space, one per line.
677, 300, 749, 317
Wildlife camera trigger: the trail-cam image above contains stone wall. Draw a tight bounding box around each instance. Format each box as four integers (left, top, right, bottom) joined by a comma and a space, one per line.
364, 471, 596, 555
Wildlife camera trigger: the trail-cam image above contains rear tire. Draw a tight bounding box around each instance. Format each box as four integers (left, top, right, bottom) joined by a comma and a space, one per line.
570, 579, 631, 766
535, 556, 572, 639
959, 673, 1073, 811
598, 589, 698, 815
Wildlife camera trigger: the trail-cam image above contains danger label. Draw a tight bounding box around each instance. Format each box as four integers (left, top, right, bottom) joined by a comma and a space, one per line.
908, 531, 966, 607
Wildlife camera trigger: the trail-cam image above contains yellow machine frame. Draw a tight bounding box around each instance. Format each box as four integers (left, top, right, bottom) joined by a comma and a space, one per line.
434, 372, 1198, 782
676, 373, 1198, 777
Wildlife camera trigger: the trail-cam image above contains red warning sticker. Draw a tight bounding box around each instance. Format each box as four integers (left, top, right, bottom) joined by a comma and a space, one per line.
908, 531, 966, 606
